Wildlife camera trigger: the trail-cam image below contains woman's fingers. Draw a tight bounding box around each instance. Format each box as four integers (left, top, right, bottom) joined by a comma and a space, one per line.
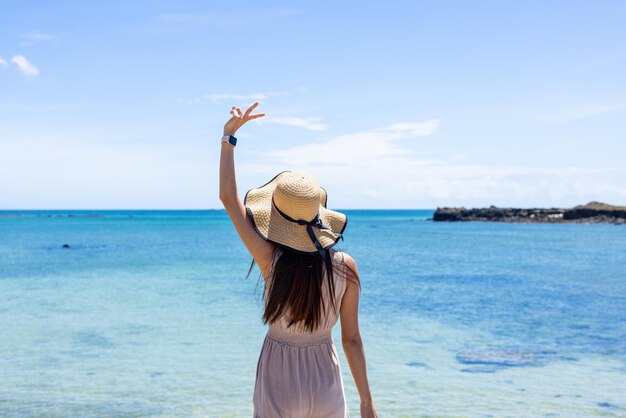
229, 102, 263, 124
244, 102, 260, 118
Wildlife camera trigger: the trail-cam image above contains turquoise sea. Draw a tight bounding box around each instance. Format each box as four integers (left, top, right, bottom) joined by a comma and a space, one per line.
1, 210, 625, 417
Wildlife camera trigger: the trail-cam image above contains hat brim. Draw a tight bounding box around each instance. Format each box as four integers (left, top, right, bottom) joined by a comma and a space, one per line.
244, 171, 348, 254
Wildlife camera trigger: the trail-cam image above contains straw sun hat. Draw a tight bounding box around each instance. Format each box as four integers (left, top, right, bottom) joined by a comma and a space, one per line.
244, 170, 348, 257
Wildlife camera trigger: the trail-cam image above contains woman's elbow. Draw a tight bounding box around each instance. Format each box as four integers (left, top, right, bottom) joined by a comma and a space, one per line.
219, 193, 233, 205
341, 334, 363, 348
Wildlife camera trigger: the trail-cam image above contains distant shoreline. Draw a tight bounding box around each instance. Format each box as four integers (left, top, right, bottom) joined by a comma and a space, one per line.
433, 201, 626, 224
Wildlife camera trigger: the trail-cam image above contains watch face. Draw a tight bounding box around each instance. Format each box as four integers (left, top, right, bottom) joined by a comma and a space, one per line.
229, 135, 237, 146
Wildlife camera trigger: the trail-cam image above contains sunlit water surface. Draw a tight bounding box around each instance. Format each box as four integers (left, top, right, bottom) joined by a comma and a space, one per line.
1, 210, 625, 417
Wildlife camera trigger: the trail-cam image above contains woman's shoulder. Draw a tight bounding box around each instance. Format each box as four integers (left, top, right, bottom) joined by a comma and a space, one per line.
331, 248, 355, 265
331, 249, 358, 280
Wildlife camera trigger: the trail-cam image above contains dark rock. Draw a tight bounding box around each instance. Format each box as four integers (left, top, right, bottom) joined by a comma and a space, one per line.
563, 201, 626, 220
432, 207, 467, 221
433, 202, 626, 224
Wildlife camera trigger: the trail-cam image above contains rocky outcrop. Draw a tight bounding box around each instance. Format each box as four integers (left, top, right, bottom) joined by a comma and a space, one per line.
433, 201, 626, 224
563, 201, 626, 221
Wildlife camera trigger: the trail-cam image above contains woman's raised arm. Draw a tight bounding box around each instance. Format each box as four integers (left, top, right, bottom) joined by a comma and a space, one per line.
219, 102, 274, 280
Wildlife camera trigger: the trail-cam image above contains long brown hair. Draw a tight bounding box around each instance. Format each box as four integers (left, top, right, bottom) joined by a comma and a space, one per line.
246, 244, 360, 332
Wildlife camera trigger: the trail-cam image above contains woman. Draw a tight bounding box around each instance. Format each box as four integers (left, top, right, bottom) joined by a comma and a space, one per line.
219, 102, 377, 418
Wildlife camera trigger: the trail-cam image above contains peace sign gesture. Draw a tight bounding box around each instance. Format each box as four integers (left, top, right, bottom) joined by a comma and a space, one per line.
223, 101, 266, 136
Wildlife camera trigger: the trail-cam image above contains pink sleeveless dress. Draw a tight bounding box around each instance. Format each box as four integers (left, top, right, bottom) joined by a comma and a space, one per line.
253, 248, 350, 418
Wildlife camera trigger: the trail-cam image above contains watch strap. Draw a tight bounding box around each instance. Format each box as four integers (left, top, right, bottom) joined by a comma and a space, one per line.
221, 134, 237, 147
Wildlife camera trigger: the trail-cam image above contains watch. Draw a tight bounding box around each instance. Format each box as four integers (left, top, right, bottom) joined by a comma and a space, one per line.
221, 134, 237, 147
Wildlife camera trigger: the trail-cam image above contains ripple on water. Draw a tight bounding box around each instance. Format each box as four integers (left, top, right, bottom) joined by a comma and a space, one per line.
456, 348, 552, 373
73, 331, 115, 349
597, 402, 620, 410
405, 361, 431, 369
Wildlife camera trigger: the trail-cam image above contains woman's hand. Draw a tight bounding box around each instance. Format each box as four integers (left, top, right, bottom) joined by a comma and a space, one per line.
360, 402, 378, 418
223, 101, 266, 136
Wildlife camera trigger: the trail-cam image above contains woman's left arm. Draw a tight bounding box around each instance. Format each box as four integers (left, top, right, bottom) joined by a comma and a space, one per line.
219, 102, 274, 279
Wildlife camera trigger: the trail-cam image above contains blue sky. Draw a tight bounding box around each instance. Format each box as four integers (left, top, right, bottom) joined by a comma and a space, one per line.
1, 1, 625, 209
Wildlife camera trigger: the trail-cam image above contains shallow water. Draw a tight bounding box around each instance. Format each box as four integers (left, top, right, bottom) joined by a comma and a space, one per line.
1, 210, 625, 417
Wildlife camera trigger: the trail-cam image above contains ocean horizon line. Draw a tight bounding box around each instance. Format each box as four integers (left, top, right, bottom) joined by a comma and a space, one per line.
0, 208, 436, 212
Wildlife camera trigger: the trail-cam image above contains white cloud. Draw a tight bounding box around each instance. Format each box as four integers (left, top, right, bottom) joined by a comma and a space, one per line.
153, 9, 302, 30
10, 55, 39, 77
203, 92, 270, 103
181, 90, 293, 105
181, 86, 309, 106
261, 116, 328, 132
0, 56, 7, 68
235, 119, 626, 208
21, 32, 57, 46
239, 155, 626, 209
264, 119, 440, 165
509, 100, 625, 124
540, 103, 625, 123
4, 118, 625, 209
0, 123, 211, 209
